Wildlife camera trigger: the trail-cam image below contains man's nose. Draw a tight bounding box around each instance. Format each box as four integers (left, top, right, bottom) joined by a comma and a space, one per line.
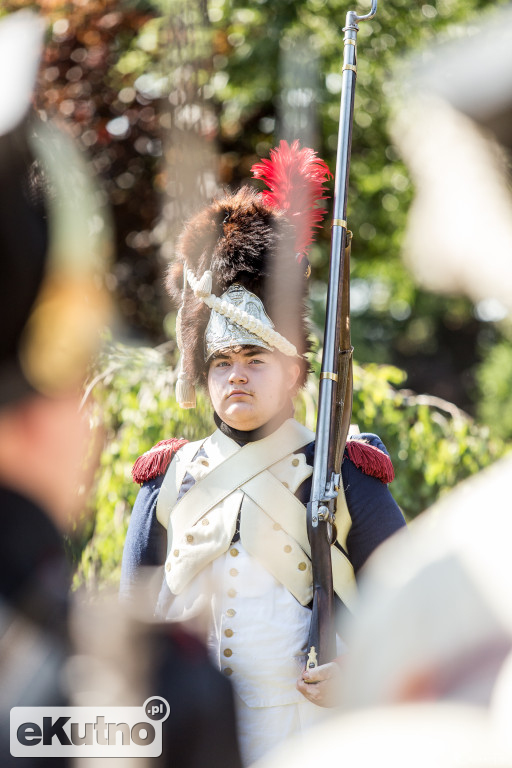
228, 363, 248, 383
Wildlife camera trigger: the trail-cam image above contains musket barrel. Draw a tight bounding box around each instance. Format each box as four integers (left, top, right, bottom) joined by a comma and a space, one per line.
310, 18, 358, 515
307, 1, 377, 667
332, 24, 357, 222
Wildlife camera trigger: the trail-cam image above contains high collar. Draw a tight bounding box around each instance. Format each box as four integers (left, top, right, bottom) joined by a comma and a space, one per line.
213, 400, 294, 445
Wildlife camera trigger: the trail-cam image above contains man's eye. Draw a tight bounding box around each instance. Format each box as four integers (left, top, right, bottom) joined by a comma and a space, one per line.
249, 358, 264, 364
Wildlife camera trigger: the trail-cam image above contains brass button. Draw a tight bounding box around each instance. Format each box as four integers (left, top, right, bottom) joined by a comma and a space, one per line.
227, 609, 236, 618
230, 548, 239, 557
165, 562, 171, 572
225, 629, 234, 638
229, 568, 238, 577
224, 648, 232, 657
282, 481, 289, 489
201, 518, 209, 526
292, 458, 300, 467
284, 545, 292, 553
273, 523, 281, 531
227, 588, 237, 598
186, 534, 194, 544
224, 667, 233, 676
201, 459, 209, 466
298, 562, 307, 571
173, 549, 179, 557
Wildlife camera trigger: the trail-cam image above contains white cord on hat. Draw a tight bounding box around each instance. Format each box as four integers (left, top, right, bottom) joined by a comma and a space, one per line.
186, 269, 298, 357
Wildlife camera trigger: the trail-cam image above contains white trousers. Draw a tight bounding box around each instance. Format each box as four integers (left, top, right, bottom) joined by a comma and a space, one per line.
234, 690, 330, 767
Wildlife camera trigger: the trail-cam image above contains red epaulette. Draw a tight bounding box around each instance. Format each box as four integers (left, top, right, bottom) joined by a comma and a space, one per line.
132, 438, 189, 485
345, 438, 395, 484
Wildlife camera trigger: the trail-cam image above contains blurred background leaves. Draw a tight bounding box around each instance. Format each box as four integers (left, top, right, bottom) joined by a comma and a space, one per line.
2, 0, 508, 410
2, 0, 509, 584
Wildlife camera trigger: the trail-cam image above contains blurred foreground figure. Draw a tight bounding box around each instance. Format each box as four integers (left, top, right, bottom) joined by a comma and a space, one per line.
341, 0, 512, 717
0, 12, 111, 767
392, 3, 512, 312
340, 456, 512, 710
0, 11, 241, 768
68, 586, 242, 768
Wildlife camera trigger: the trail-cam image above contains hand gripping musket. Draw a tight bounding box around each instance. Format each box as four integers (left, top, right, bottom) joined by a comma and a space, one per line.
306, 0, 378, 672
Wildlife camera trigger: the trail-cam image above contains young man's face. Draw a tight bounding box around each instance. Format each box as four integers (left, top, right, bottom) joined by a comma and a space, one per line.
207, 346, 301, 431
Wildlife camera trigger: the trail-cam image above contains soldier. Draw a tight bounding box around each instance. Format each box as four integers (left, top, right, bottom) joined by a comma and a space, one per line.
121, 142, 406, 765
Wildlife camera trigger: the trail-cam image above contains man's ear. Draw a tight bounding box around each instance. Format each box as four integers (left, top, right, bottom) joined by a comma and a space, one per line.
286, 360, 302, 393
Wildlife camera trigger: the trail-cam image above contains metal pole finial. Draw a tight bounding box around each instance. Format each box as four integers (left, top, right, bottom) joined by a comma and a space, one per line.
354, 0, 378, 22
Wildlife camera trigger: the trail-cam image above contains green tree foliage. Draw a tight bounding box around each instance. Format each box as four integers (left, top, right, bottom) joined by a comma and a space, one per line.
3, 0, 508, 413
75, 341, 214, 589
476, 327, 512, 442
3, 1, 508, 585
352, 365, 504, 515
206, 0, 509, 409
75, 343, 504, 589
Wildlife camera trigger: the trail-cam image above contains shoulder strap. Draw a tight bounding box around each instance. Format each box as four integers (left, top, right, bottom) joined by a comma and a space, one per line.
171, 419, 314, 535
241, 468, 356, 609
156, 439, 205, 529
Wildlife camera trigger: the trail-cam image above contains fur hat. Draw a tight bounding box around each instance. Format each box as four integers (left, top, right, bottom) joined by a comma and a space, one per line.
166, 141, 331, 407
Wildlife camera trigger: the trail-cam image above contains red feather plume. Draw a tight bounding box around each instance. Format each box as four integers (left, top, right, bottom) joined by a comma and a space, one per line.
251, 139, 332, 255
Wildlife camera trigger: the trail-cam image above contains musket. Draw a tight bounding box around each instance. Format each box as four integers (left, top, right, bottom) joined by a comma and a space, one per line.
306, 0, 378, 670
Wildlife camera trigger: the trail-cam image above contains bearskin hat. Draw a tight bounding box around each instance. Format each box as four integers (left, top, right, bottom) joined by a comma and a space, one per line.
166, 141, 331, 406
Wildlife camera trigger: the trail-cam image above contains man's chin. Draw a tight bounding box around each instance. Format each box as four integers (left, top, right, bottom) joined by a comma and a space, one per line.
222, 405, 264, 432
